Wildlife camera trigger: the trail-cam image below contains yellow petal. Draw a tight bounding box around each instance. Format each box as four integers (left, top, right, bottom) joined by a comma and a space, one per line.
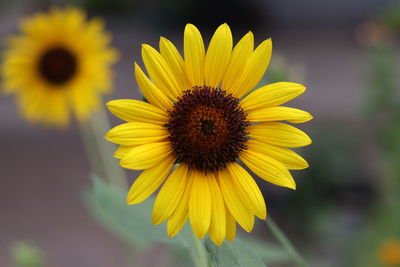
217, 169, 254, 232
240, 82, 306, 111
167, 177, 192, 237
204, 23, 233, 88
248, 122, 312, 148
114, 145, 135, 159
105, 122, 169, 146
184, 24, 205, 87
189, 170, 212, 239
120, 142, 172, 170
107, 99, 169, 125
227, 163, 266, 219
240, 149, 296, 189
208, 174, 226, 246
230, 38, 272, 98
142, 44, 181, 101
247, 106, 313, 123
225, 207, 236, 241
127, 156, 175, 204
247, 139, 309, 170
159, 37, 191, 92
134, 63, 173, 111
222, 32, 254, 93
152, 163, 189, 224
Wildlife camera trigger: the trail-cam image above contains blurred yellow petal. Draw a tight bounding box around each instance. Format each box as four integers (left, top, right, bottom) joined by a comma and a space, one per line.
217, 169, 254, 232
134, 63, 173, 111
227, 163, 266, 219
120, 142, 172, 170
184, 24, 205, 87
230, 38, 272, 98
189, 171, 212, 239
152, 164, 189, 224
105, 122, 169, 146
142, 44, 181, 101
247, 106, 313, 123
159, 37, 191, 92
241, 82, 306, 111
222, 32, 254, 93
127, 156, 175, 204
107, 99, 169, 125
248, 122, 312, 148
204, 23, 232, 88
240, 149, 296, 189
247, 139, 309, 170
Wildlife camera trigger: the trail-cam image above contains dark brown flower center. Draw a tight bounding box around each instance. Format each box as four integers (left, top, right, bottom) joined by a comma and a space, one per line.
201, 120, 215, 135
165, 86, 249, 173
38, 47, 77, 85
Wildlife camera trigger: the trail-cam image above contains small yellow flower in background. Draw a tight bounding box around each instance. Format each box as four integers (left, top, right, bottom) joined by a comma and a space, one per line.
379, 239, 400, 266
106, 23, 312, 245
1, 7, 118, 127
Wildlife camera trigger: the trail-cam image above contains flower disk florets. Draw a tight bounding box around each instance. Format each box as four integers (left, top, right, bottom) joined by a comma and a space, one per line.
165, 86, 250, 173
39, 47, 77, 85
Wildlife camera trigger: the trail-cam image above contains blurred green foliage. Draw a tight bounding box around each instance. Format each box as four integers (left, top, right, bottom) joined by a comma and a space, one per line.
352, 6, 400, 265
363, 45, 396, 115
205, 239, 266, 267
10, 242, 45, 267
377, 5, 400, 30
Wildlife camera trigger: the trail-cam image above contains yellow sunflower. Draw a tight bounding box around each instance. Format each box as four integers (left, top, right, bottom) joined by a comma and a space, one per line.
1, 7, 118, 127
106, 23, 312, 245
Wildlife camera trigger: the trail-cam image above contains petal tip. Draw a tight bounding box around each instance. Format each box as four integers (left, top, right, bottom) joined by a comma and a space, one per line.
104, 131, 113, 142
151, 213, 162, 225
298, 84, 307, 93
289, 182, 297, 190
126, 197, 136, 205
306, 137, 312, 145
105, 101, 114, 109
141, 44, 154, 54
213, 238, 224, 246
167, 225, 179, 238
185, 23, 197, 31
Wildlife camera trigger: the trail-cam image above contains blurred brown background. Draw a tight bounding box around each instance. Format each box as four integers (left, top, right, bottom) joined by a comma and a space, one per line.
1, 0, 400, 266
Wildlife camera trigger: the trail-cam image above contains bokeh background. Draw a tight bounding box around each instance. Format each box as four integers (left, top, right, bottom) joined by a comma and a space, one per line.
1, 0, 400, 266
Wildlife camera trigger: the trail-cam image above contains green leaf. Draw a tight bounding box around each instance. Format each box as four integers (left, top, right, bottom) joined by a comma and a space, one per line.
83, 176, 192, 251
205, 238, 266, 267
242, 238, 291, 264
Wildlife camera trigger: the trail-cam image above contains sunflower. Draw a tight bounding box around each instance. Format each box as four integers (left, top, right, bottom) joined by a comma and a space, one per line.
1, 7, 118, 127
106, 23, 312, 245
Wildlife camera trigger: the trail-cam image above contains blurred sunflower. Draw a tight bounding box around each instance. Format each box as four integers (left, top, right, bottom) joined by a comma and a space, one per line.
1, 7, 118, 127
106, 23, 312, 245
379, 239, 400, 266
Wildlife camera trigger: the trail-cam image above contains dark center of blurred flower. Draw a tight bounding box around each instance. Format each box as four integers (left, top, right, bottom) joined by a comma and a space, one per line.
38, 47, 77, 85
165, 86, 249, 173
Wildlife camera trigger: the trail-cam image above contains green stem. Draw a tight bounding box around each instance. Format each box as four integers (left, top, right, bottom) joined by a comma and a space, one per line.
191, 233, 209, 267
266, 218, 308, 267
79, 104, 127, 188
